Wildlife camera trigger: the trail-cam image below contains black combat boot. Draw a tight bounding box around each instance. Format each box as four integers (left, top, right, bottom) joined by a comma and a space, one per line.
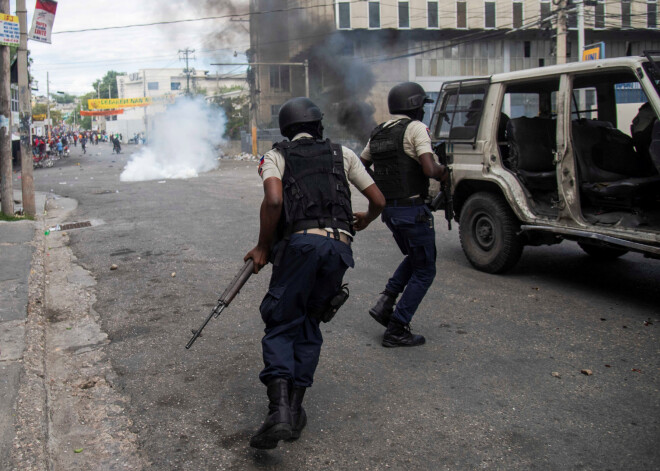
369, 291, 397, 327
250, 378, 293, 449
287, 386, 307, 441
382, 319, 426, 348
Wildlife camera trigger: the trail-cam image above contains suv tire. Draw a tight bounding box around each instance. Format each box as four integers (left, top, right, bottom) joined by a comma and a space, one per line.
459, 192, 523, 273
577, 242, 628, 260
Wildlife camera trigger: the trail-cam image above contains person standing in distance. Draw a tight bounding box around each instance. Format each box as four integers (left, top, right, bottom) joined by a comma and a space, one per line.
244, 97, 385, 449
360, 82, 448, 348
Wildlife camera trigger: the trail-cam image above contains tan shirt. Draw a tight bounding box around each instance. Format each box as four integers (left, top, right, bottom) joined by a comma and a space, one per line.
259, 133, 374, 191
360, 115, 434, 163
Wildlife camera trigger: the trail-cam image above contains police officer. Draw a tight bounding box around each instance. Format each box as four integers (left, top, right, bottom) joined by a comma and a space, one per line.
360, 82, 448, 348
244, 97, 385, 449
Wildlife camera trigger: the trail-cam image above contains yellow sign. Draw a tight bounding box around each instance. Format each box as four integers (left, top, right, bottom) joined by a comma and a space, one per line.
88, 97, 152, 110
0, 14, 20, 47
88, 95, 176, 110
32, 114, 47, 121
582, 43, 605, 61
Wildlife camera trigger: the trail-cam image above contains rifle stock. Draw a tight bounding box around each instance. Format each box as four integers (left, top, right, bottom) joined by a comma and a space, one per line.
185, 259, 254, 349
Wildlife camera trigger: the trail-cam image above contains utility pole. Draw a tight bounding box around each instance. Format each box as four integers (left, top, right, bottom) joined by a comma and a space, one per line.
142, 70, 148, 143
0, 0, 14, 215
17, 0, 34, 217
556, 0, 568, 64
179, 48, 195, 95
577, 0, 585, 61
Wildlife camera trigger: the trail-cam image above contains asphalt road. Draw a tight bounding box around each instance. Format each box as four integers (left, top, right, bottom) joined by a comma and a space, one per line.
27, 143, 660, 470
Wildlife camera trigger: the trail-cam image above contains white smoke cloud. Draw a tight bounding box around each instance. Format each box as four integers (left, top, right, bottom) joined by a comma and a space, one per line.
120, 97, 226, 182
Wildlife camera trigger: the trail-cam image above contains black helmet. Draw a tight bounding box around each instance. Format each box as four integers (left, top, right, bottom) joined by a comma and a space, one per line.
278, 97, 323, 136
388, 82, 433, 114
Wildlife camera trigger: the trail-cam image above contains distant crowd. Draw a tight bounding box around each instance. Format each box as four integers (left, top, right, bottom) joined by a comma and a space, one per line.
31, 130, 128, 157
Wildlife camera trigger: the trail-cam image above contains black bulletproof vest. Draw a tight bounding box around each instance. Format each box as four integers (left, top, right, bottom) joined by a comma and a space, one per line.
273, 138, 354, 236
369, 119, 429, 200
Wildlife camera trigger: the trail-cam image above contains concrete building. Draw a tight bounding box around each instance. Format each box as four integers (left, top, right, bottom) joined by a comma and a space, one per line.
109, 68, 247, 141
249, 0, 660, 140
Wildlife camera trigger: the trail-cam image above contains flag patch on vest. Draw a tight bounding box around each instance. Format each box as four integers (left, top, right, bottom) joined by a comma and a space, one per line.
258, 156, 265, 176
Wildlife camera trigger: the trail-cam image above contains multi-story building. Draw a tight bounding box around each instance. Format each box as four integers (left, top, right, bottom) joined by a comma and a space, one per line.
111, 68, 247, 140
249, 0, 660, 142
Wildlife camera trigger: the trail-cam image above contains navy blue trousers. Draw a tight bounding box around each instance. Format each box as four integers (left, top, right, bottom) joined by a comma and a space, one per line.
382, 204, 437, 325
259, 233, 354, 387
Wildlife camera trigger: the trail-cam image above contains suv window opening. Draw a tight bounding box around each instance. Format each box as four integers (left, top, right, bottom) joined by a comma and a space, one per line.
434, 78, 490, 149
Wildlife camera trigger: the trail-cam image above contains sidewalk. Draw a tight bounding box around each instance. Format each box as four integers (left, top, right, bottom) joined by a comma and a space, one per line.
1, 191, 145, 471
0, 191, 47, 468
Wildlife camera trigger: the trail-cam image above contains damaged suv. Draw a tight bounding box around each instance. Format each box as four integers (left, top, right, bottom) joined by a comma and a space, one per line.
430, 51, 660, 273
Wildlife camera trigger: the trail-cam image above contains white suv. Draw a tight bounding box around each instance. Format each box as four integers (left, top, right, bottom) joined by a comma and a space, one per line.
430, 52, 660, 273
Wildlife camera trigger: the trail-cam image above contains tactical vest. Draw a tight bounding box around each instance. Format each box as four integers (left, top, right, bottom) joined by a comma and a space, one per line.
369, 119, 429, 200
273, 138, 354, 236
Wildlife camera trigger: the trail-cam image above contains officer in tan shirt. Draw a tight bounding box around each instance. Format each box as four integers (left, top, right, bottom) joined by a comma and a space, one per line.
245, 97, 385, 449
360, 82, 447, 348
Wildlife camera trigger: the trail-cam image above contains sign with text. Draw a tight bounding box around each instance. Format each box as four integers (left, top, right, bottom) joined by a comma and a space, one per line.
29, 0, 58, 44
88, 95, 175, 110
0, 14, 20, 46
582, 42, 605, 61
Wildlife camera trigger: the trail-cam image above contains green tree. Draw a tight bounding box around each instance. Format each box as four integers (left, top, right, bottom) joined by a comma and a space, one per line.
73, 91, 96, 130
208, 87, 249, 139
32, 103, 62, 125
92, 70, 124, 99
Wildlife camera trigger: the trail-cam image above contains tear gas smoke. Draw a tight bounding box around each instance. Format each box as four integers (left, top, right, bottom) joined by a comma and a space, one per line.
120, 97, 225, 182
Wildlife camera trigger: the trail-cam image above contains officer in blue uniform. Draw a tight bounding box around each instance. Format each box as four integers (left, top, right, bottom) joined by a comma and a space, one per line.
361, 82, 448, 348
245, 97, 385, 449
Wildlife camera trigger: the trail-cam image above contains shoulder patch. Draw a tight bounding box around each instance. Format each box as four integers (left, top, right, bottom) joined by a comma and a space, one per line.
426, 127, 431, 138
258, 155, 265, 176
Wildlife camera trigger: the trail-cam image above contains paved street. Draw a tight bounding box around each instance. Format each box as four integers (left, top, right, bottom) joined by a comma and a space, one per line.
12, 142, 660, 470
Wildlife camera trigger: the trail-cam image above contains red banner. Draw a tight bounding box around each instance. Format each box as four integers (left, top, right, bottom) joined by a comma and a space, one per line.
80, 109, 125, 116
29, 0, 58, 44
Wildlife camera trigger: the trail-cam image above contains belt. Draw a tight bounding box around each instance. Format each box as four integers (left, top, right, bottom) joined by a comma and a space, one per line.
386, 196, 426, 207
295, 228, 352, 246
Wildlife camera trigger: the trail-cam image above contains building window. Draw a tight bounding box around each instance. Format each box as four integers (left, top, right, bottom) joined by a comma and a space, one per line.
595, 0, 605, 29
271, 104, 281, 119
524, 41, 531, 57
147, 82, 159, 90
485, 1, 496, 28
457, 1, 467, 28
398, 1, 410, 28
649, 1, 658, 28
428, 1, 439, 28
338, 2, 351, 29
369, 1, 380, 28
622, 0, 631, 28
540, 0, 551, 27
11, 85, 19, 112
171, 82, 181, 91
513, 1, 523, 28
270, 65, 290, 92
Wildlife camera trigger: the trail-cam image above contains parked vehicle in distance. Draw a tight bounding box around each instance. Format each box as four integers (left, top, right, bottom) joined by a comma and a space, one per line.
430, 51, 660, 273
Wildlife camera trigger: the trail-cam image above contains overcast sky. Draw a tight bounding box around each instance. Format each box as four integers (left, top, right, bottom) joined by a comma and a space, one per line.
8, 0, 250, 97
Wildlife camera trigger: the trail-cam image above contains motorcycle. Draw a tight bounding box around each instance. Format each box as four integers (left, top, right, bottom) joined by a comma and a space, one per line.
33, 151, 54, 168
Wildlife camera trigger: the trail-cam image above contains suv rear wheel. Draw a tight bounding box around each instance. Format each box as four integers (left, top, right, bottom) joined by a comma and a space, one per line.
459, 192, 523, 273
577, 241, 629, 260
